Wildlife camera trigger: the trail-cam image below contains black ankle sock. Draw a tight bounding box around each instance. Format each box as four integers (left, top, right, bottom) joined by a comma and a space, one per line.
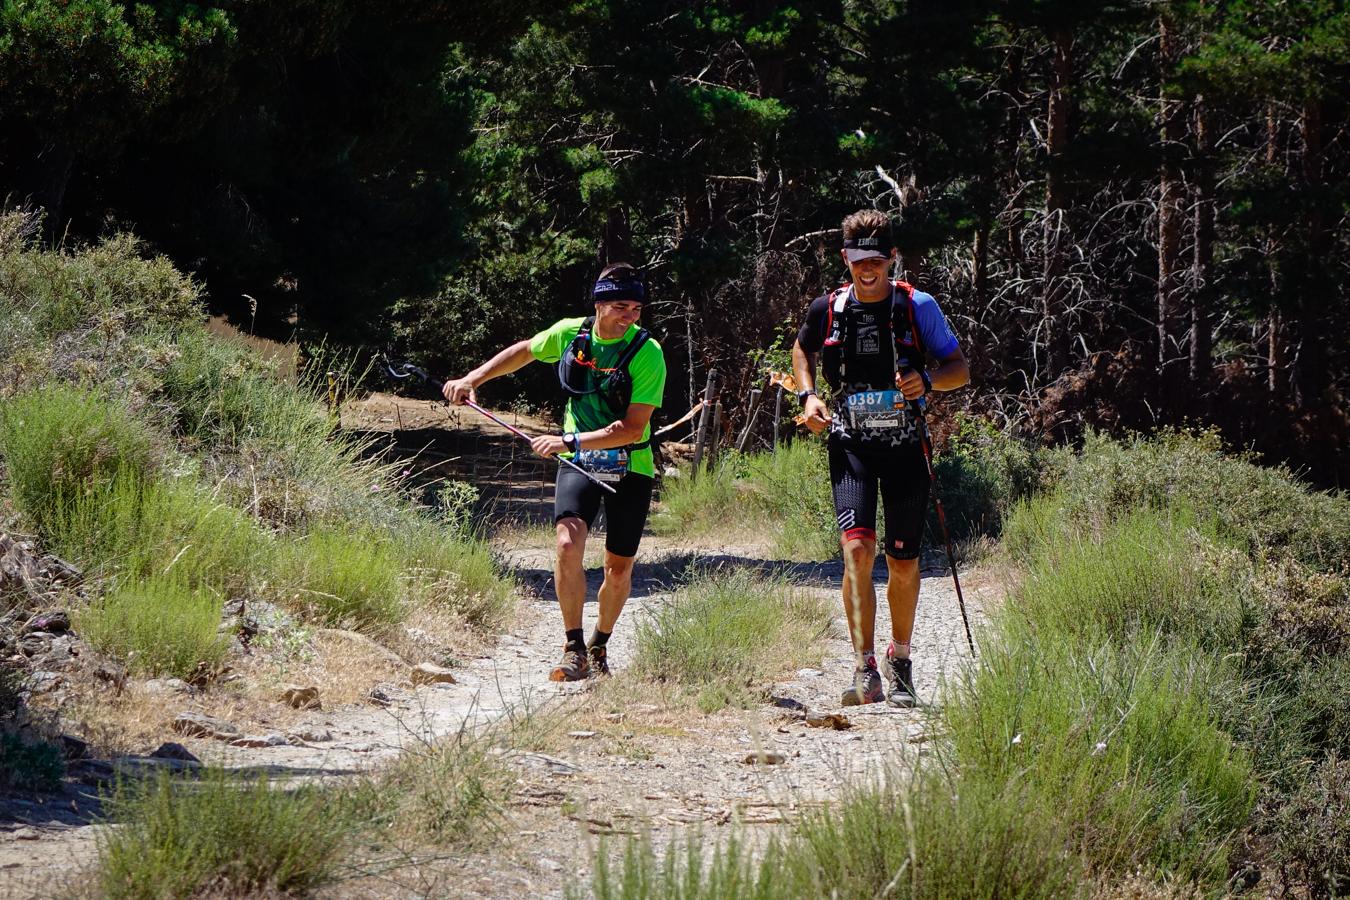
589, 629, 611, 649
564, 628, 585, 654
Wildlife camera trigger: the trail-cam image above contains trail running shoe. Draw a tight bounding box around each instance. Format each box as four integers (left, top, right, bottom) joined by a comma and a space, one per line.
549, 646, 590, 682
587, 644, 610, 677
886, 652, 917, 708
840, 665, 884, 706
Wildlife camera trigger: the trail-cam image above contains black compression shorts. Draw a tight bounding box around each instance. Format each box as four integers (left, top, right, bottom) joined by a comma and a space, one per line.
554, 467, 654, 558
828, 437, 930, 559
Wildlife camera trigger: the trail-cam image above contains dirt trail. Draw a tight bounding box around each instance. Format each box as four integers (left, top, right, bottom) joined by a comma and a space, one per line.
1, 396, 999, 897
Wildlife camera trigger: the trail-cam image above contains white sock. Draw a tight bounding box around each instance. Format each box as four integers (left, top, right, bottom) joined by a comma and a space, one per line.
889, 640, 911, 660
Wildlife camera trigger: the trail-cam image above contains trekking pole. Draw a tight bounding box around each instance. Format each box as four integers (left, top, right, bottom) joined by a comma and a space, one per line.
907, 395, 977, 658
383, 359, 617, 495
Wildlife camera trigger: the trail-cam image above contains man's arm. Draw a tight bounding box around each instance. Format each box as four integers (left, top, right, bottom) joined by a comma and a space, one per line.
896, 347, 970, 400
791, 339, 831, 434
442, 339, 536, 405
529, 403, 657, 457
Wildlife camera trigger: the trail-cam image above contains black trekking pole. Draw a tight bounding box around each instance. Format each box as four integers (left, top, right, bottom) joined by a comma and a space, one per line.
383, 359, 617, 495
908, 395, 977, 658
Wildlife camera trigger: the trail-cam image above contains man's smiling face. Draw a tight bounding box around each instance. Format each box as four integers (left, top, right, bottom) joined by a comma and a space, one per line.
842, 250, 897, 300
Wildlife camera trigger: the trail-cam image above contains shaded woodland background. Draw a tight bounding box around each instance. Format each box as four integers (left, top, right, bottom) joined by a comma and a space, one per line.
2, 0, 1346, 484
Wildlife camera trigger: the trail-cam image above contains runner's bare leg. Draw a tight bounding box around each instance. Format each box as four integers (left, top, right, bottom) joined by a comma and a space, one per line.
595, 550, 636, 633
841, 535, 878, 667
555, 518, 588, 630
884, 555, 920, 654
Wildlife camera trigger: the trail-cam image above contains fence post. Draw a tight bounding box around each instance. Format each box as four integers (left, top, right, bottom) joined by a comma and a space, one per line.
735, 388, 764, 453
771, 386, 784, 452
690, 369, 718, 481
709, 401, 723, 468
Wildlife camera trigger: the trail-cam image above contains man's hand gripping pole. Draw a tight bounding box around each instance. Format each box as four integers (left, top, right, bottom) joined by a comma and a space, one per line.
383, 360, 618, 495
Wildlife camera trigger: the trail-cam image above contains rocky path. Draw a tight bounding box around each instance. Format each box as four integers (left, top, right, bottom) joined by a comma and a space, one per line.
0, 535, 997, 898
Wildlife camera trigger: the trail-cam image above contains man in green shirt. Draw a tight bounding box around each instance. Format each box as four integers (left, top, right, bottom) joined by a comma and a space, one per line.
442, 264, 667, 681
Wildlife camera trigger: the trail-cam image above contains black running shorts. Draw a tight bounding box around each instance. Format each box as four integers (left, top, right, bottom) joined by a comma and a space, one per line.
554, 467, 654, 558
828, 436, 930, 559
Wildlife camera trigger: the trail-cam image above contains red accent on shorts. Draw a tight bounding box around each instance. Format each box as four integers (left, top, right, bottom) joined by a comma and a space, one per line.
893, 539, 905, 549
843, 527, 876, 542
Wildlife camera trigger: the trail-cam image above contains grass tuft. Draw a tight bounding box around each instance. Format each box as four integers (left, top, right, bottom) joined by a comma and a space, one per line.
280, 528, 406, 634
0, 384, 156, 537
77, 576, 231, 679
97, 768, 351, 900
631, 569, 832, 712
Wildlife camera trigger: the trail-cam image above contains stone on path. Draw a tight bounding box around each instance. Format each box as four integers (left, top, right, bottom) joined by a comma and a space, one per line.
279, 684, 321, 710
230, 733, 287, 748
171, 712, 241, 741
805, 711, 852, 730
742, 751, 787, 765
410, 662, 457, 685
144, 678, 193, 696
151, 742, 199, 761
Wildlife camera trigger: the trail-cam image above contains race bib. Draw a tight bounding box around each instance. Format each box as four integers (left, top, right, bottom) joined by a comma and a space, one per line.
575, 448, 629, 483
846, 390, 907, 430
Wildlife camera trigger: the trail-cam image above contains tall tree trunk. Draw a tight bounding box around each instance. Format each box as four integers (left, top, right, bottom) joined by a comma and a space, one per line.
1041, 28, 1073, 378
1264, 104, 1286, 395
1190, 94, 1214, 391
598, 205, 632, 267
1293, 98, 1327, 406
1157, 13, 1186, 410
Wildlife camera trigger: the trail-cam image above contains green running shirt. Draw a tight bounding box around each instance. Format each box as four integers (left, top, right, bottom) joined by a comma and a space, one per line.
529, 317, 666, 477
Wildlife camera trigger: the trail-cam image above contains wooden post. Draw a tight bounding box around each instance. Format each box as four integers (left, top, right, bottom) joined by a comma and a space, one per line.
690, 369, 718, 480
771, 386, 784, 452
709, 401, 724, 468
735, 389, 764, 453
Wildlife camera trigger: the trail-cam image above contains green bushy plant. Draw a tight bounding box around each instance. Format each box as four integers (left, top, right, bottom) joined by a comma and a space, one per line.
1266, 752, 1350, 898
0, 384, 156, 536
1038, 430, 1350, 571
632, 569, 832, 712
77, 576, 230, 679
49, 473, 270, 592
400, 520, 513, 631
932, 414, 1042, 540
280, 528, 405, 633
97, 768, 352, 900
0, 730, 64, 792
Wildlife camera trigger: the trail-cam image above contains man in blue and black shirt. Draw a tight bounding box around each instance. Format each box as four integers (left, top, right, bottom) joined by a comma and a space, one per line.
792, 209, 970, 708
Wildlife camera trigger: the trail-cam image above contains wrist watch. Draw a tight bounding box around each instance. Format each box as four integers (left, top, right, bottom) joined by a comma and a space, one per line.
562, 432, 579, 452
919, 370, 933, 396
796, 388, 817, 403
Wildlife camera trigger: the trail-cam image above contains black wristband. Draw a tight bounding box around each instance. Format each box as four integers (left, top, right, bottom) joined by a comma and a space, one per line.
796, 388, 817, 403
919, 369, 933, 396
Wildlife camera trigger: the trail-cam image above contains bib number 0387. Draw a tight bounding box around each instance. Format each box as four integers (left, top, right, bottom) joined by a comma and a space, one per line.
846, 390, 906, 430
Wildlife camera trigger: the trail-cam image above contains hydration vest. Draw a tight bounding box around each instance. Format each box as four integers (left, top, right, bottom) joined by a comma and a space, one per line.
820, 280, 926, 392
557, 318, 652, 449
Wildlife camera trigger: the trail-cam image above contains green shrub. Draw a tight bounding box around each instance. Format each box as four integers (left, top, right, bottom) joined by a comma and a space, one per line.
932, 414, 1042, 541
631, 569, 832, 712
0, 384, 156, 536
49, 473, 271, 592
1002, 503, 1254, 649
154, 329, 398, 530
77, 576, 230, 679
0, 221, 200, 347
399, 521, 513, 631
742, 439, 838, 559
944, 633, 1254, 882
0, 730, 64, 792
1266, 752, 1350, 898
655, 440, 836, 559
97, 768, 351, 900
1038, 430, 1350, 571
588, 774, 1085, 900
281, 528, 405, 633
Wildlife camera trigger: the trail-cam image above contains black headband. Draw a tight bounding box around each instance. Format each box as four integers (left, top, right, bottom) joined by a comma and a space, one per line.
592, 276, 645, 303
841, 235, 894, 254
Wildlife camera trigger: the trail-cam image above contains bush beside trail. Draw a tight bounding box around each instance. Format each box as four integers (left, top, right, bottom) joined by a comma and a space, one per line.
592, 431, 1350, 898
0, 223, 516, 792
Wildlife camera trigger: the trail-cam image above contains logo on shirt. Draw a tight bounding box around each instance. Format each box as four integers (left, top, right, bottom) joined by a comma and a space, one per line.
856, 323, 880, 355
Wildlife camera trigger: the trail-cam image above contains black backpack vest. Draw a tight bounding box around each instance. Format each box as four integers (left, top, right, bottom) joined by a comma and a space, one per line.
557, 318, 652, 449
820, 280, 926, 392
